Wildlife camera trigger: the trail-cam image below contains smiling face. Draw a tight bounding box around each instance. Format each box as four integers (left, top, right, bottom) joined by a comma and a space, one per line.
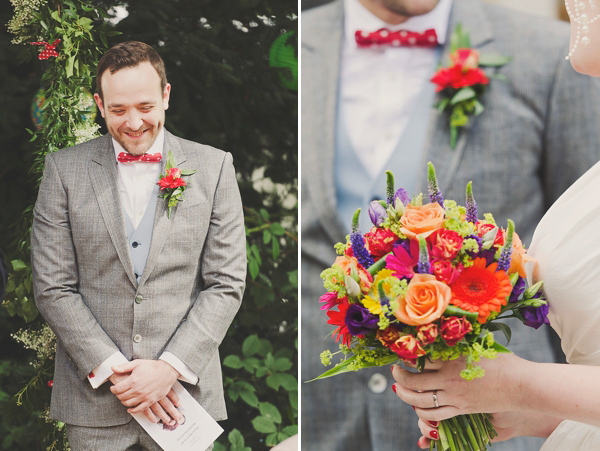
94, 62, 171, 156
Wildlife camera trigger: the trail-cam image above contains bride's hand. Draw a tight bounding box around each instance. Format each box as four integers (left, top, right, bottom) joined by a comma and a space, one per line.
415, 411, 562, 448
390, 353, 525, 422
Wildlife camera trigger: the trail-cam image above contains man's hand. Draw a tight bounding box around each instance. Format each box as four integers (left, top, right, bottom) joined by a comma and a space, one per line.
110, 359, 181, 413
109, 368, 182, 425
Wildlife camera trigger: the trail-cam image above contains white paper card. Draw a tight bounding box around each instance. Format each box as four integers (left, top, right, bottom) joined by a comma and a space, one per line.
132, 381, 224, 451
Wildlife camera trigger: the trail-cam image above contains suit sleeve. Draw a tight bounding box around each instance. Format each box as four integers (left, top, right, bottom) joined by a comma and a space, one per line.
542, 48, 600, 207
32, 153, 122, 380
162, 152, 246, 377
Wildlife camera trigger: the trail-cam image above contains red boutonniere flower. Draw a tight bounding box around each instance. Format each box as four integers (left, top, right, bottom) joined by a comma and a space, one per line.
431, 24, 511, 148
157, 151, 196, 218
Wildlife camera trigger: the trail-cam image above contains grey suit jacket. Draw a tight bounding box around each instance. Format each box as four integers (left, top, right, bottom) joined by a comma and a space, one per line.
301, 1, 600, 450
32, 130, 246, 427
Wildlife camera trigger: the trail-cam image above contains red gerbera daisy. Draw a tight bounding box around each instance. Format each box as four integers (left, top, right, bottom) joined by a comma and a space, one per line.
450, 258, 512, 323
326, 298, 354, 346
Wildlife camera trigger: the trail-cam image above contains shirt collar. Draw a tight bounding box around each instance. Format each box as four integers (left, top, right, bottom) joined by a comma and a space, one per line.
344, 0, 453, 46
113, 127, 165, 162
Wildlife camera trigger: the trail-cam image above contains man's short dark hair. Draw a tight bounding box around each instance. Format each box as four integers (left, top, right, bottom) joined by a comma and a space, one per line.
96, 41, 167, 100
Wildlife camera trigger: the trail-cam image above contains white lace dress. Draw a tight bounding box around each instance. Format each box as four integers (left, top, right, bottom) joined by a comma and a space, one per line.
526, 160, 600, 450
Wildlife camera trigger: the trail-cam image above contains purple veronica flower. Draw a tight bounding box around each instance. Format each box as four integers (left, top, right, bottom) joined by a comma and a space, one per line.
522, 303, 550, 329
351, 233, 374, 268
393, 188, 411, 207
465, 234, 483, 258
368, 201, 387, 227
509, 277, 525, 303
345, 304, 379, 335
319, 292, 339, 311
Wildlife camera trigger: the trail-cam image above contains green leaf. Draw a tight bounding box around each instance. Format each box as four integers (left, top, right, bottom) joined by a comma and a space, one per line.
223, 355, 243, 369
437, 97, 450, 112
265, 433, 278, 446
66, 56, 76, 78
241, 357, 260, 373
249, 260, 259, 279
181, 169, 196, 176
252, 416, 277, 434
256, 366, 269, 378
263, 229, 271, 244
11, 260, 27, 272
51, 10, 61, 22
269, 223, 285, 235
260, 208, 269, 221
257, 338, 273, 357
289, 390, 298, 410
266, 373, 282, 390
279, 373, 298, 391
273, 357, 292, 372
282, 425, 298, 436
229, 428, 244, 447
450, 87, 476, 106
40, 20, 48, 30
259, 402, 282, 423
272, 238, 280, 260
478, 54, 512, 67
242, 334, 260, 356
307, 354, 398, 381
492, 342, 512, 353
487, 322, 512, 344
239, 389, 259, 407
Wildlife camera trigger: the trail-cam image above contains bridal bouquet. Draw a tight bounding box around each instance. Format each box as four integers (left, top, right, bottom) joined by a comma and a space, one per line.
312, 163, 549, 451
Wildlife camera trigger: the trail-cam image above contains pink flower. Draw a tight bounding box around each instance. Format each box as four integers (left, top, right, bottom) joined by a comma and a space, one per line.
476, 222, 504, 246
450, 48, 480, 71
432, 260, 463, 285
417, 323, 439, 345
386, 242, 419, 279
319, 292, 341, 311
429, 229, 463, 260
167, 167, 182, 179
440, 316, 473, 346
365, 227, 398, 259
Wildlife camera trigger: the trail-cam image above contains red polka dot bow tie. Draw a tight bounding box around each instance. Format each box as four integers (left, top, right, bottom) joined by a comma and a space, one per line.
30, 39, 61, 60
117, 152, 163, 163
355, 28, 438, 48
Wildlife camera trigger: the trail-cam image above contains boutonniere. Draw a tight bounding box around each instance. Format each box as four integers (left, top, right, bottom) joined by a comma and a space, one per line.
431, 24, 511, 148
157, 151, 196, 218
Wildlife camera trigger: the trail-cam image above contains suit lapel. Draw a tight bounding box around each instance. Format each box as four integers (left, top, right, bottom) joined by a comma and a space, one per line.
89, 135, 137, 287
422, 0, 494, 192
303, 0, 348, 242
138, 130, 186, 286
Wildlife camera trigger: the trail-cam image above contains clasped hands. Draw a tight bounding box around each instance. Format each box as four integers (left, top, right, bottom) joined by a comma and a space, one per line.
109, 359, 183, 426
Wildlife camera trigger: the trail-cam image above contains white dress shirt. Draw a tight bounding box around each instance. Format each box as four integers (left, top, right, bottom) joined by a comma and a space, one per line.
88, 128, 198, 388
340, 0, 453, 178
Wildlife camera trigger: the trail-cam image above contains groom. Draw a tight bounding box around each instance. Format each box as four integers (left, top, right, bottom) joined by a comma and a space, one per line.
302, 0, 600, 450
31, 41, 246, 450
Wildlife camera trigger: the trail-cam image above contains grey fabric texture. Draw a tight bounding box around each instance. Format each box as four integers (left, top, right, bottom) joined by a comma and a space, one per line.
301, 0, 600, 450
32, 130, 246, 427
66, 420, 215, 451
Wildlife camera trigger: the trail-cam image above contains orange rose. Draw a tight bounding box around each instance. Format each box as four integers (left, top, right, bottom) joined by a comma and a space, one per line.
400, 203, 445, 239
333, 256, 373, 293
394, 274, 452, 326
508, 232, 536, 278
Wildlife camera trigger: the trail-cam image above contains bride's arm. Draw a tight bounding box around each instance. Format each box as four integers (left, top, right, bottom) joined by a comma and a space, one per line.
391, 353, 600, 428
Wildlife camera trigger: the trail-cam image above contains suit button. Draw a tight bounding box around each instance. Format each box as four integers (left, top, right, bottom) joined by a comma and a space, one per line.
368, 373, 387, 394
132, 242, 139, 248
135, 295, 143, 304
133, 334, 142, 343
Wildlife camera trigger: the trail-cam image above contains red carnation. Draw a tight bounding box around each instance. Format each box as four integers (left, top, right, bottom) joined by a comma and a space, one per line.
158, 175, 186, 190
431, 66, 489, 92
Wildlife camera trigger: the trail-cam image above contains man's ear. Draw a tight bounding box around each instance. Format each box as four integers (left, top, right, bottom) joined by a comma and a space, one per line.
94, 93, 105, 118
162, 83, 171, 111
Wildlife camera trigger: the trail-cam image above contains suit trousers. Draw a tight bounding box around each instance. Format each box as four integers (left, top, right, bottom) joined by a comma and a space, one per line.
66, 421, 214, 451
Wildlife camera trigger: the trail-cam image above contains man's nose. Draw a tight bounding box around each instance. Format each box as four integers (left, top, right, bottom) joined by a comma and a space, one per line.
125, 111, 143, 130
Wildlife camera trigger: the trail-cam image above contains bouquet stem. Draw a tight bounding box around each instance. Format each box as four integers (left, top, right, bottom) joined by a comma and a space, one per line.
431, 414, 495, 450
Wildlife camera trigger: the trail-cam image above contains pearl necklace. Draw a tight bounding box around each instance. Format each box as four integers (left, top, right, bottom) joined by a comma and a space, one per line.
565, 0, 600, 60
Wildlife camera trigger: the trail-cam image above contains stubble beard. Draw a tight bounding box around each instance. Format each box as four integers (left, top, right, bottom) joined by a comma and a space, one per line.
377, 0, 441, 17
111, 121, 162, 156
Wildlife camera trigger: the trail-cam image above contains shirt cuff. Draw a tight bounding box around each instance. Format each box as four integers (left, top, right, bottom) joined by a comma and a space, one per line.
159, 352, 199, 385
87, 352, 129, 389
